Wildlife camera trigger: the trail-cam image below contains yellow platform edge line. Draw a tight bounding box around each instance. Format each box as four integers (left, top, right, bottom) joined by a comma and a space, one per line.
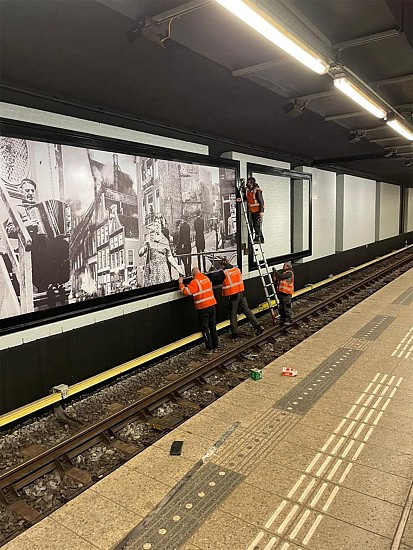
1, 244, 411, 428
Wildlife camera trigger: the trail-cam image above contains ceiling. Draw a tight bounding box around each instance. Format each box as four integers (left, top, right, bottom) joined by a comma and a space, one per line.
0, 0, 412, 184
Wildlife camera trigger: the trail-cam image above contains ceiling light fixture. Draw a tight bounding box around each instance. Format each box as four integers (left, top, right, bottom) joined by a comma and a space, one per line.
214, 0, 329, 75
386, 118, 413, 141
333, 75, 387, 119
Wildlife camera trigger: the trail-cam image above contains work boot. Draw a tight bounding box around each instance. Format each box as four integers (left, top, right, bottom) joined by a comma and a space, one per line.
255, 325, 264, 335
202, 349, 213, 355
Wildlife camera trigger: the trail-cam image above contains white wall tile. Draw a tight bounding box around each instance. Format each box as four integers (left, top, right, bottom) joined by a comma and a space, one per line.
296, 167, 336, 262
376, 182, 400, 240
336, 174, 376, 251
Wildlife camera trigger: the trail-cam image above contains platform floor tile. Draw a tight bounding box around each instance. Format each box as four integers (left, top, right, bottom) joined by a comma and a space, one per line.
49, 490, 141, 550
338, 461, 411, 506
125, 445, 195, 488
3, 517, 99, 550
302, 513, 392, 550
318, 485, 401, 539
187, 509, 263, 550
92, 465, 170, 518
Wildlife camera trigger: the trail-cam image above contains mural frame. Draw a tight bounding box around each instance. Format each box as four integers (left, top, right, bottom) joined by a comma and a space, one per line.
0, 118, 241, 334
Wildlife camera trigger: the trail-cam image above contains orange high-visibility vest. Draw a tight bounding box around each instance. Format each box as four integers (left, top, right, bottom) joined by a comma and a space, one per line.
179, 273, 217, 309
246, 187, 264, 213
222, 267, 244, 296
277, 271, 294, 295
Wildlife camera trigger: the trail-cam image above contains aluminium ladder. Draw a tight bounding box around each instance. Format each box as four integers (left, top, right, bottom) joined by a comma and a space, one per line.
238, 181, 278, 324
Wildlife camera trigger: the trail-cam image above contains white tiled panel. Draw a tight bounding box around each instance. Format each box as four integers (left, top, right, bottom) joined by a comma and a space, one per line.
376, 182, 400, 240
406, 188, 413, 232
296, 167, 336, 262
336, 174, 376, 251
255, 172, 291, 259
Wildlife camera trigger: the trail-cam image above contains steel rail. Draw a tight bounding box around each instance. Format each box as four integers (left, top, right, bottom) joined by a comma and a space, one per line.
1, 251, 412, 500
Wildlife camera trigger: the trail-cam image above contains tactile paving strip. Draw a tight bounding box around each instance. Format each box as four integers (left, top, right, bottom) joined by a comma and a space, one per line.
380, 304, 406, 317
392, 287, 413, 305
275, 348, 362, 414
213, 409, 301, 475
353, 315, 395, 340
117, 463, 243, 550
342, 337, 370, 351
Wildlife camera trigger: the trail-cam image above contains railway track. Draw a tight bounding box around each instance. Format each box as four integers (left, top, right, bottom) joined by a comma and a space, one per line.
1, 249, 412, 544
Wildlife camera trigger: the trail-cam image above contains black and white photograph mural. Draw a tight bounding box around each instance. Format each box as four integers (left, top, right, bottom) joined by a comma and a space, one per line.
0, 136, 237, 320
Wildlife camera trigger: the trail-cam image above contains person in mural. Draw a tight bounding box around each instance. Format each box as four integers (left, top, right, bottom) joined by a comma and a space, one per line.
194, 210, 206, 271
218, 217, 225, 249
177, 216, 192, 276
139, 215, 183, 286
227, 214, 236, 247
5, 178, 69, 293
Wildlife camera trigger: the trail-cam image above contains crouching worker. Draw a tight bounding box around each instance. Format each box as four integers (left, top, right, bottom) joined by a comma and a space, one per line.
179, 267, 218, 355
209, 259, 264, 338
273, 261, 294, 325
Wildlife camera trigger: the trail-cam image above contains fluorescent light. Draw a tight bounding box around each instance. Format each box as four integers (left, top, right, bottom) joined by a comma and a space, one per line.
333, 76, 387, 119
386, 119, 413, 141
215, 0, 329, 75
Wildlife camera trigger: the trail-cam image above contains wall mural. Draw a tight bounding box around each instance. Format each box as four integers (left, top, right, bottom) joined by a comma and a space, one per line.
0, 136, 237, 320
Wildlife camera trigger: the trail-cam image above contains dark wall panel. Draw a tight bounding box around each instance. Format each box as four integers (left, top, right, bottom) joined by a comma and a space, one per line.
1, 341, 43, 413
41, 332, 77, 388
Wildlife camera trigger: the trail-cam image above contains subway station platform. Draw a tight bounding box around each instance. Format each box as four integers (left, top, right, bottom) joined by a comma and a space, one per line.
4, 269, 413, 550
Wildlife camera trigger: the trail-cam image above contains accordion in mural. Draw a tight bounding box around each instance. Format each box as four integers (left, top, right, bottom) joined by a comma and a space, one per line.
26, 199, 71, 240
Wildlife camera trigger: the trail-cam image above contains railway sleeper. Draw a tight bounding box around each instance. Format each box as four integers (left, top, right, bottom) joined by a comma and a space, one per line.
8, 499, 40, 524
0, 485, 40, 524
200, 384, 228, 396
147, 413, 185, 431
169, 392, 201, 411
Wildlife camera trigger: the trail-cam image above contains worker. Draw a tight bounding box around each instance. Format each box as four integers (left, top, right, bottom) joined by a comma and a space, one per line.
178, 267, 218, 355
273, 261, 294, 325
246, 176, 265, 243
208, 258, 264, 338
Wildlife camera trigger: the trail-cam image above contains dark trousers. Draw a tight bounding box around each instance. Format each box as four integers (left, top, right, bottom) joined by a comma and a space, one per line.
196, 246, 206, 271
198, 306, 219, 350
181, 253, 192, 277
229, 292, 260, 334
249, 211, 264, 242
277, 292, 292, 322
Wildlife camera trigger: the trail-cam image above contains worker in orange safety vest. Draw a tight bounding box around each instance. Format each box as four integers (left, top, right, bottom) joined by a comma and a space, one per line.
246, 177, 265, 243
179, 267, 218, 354
272, 261, 294, 325
208, 259, 264, 338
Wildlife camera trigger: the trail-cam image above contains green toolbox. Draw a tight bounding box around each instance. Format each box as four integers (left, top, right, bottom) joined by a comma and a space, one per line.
249, 368, 262, 381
